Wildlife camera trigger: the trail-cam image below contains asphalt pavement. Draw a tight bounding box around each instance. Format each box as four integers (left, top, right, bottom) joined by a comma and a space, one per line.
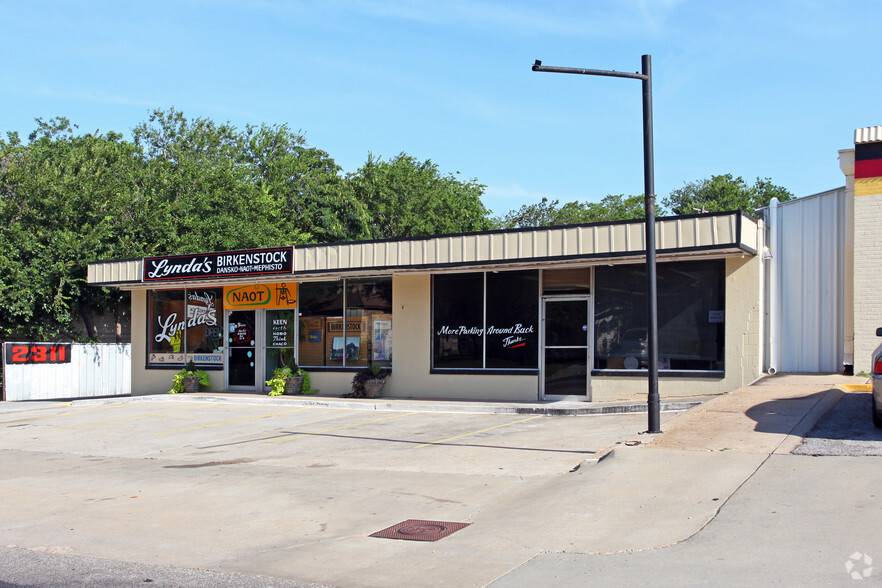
0, 373, 876, 587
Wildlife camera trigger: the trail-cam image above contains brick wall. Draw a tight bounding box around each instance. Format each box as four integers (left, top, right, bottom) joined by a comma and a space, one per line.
853, 192, 882, 373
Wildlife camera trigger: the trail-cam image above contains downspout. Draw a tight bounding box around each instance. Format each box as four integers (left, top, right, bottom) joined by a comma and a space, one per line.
767, 197, 779, 375
757, 215, 766, 381
839, 148, 855, 371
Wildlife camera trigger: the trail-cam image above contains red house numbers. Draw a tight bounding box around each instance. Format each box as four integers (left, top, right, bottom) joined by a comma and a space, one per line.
3, 343, 72, 365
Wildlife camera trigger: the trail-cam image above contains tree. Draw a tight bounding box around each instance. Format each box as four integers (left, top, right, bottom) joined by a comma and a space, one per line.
0, 118, 143, 340
663, 174, 792, 216
239, 122, 371, 243
131, 108, 311, 254
0, 111, 500, 342
347, 153, 491, 239
493, 194, 651, 229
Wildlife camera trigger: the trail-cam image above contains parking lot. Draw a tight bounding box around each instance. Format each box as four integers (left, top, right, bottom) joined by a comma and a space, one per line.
0, 397, 658, 476
0, 396, 668, 586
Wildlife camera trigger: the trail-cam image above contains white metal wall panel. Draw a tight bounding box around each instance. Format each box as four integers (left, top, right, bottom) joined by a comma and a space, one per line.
773, 189, 846, 372
3, 344, 131, 401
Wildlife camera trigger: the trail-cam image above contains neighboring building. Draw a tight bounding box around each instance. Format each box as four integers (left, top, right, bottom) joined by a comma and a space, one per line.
761, 125, 882, 376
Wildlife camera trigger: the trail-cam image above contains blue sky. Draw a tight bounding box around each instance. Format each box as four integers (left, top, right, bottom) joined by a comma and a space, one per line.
2, 1, 879, 215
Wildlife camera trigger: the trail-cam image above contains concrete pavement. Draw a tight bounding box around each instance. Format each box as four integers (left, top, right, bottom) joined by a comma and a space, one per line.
0, 373, 870, 587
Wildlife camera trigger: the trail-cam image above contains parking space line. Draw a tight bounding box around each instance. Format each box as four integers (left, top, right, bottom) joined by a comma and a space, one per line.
53, 405, 207, 430
1, 402, 129, 426
153, 407, 312, 436
267, 411, 417, 443
415, 415, 543, 448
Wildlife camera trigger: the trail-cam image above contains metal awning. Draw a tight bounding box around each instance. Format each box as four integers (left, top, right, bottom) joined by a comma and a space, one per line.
87, 211, 758, 289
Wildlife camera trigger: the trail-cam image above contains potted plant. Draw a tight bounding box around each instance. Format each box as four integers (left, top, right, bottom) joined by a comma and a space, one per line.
265, 360, 316, 396
350, 363, 390, 398
169, 360, 210, 394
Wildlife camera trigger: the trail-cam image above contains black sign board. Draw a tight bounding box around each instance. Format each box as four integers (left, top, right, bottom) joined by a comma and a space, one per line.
4, 342, 72, 365
143, 247, 293, 282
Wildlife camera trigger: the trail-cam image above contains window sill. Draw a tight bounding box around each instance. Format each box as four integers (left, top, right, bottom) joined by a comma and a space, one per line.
430, 368, 538, 376
591, 370, 724, 379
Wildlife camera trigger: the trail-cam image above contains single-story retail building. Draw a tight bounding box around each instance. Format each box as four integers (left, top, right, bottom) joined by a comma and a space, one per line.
87, 210, 764, 402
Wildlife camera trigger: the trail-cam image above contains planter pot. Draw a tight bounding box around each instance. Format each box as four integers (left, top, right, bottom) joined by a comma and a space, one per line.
363, 379, 385, 399
183, 376, 200, 393
285, 376, 305, 395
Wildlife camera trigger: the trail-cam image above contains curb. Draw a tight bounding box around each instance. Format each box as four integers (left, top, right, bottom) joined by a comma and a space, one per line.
62, 393, 708, 416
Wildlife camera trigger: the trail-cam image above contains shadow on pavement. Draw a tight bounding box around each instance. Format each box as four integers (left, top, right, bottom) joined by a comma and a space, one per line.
792, 392, 882, 456
743, 391, 828, 434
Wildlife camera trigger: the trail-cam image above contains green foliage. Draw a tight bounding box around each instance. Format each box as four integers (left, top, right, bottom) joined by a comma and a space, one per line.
494, 174, 793, 231
0, 117, 142, 339
493, 194, 650, 229
265, 365, 316, 396
347, 153, 491, 239
662, 174, 792, 216
168, 364, 210, 394
0, 110, 498, 341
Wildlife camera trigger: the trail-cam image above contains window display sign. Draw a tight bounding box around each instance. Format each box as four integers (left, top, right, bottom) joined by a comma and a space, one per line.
432, 270, 538, 371
223, 282, 298, 310
143, 247, 293, 282
373, 320, 392, 361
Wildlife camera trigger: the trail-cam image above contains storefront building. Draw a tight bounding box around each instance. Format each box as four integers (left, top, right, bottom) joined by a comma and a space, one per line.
87, 210, 763, 402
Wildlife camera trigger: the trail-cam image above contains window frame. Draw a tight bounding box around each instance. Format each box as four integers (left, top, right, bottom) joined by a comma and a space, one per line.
297, 277, 393, 371
591, 259, 726, 378
146, 288, 224, 370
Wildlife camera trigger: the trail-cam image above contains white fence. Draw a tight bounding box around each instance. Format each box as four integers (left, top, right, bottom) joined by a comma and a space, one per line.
2, 343, 131, 401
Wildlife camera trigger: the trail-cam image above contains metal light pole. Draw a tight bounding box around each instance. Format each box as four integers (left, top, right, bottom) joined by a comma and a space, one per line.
532, 55, 660, 433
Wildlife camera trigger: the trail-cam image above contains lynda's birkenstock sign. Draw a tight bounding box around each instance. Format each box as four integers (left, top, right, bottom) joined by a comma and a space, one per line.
143, 247, 293, 282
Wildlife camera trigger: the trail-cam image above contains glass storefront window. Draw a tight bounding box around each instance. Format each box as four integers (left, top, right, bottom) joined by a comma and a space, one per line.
298, 278, 392, 368
345, 278, 393, 368
148, 290, 186, 365
148, 288, 224, 368
486, 271, 539, 369
432, 273, 484, 369
594, 260, 725, 372
265, 309, 298, 381
432, 270, 539, 371
298, 281, 345, 368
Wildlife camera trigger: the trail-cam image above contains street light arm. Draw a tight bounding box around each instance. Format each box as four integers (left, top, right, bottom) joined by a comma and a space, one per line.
532, 60, 647, 81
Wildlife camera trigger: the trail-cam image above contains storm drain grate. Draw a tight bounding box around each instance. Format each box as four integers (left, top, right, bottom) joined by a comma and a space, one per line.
369, 519, 471, 542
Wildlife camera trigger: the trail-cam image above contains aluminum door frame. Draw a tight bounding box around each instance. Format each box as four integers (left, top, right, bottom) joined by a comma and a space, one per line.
540, 295, 593, 401
224, 309, 265, 391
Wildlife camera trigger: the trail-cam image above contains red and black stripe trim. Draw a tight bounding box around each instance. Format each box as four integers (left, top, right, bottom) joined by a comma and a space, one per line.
855, 141, 882, 178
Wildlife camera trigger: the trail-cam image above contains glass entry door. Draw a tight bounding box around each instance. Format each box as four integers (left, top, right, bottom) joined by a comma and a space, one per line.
226, 310, 258, 389
542, 297, 591, 399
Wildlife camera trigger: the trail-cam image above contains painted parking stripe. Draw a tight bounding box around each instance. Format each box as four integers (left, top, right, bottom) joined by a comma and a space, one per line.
1, 402, 129, 426
53, 405, 207, 430
267, 411, 417, 443
415, 415, 543, 448
153, 407, 312, 436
